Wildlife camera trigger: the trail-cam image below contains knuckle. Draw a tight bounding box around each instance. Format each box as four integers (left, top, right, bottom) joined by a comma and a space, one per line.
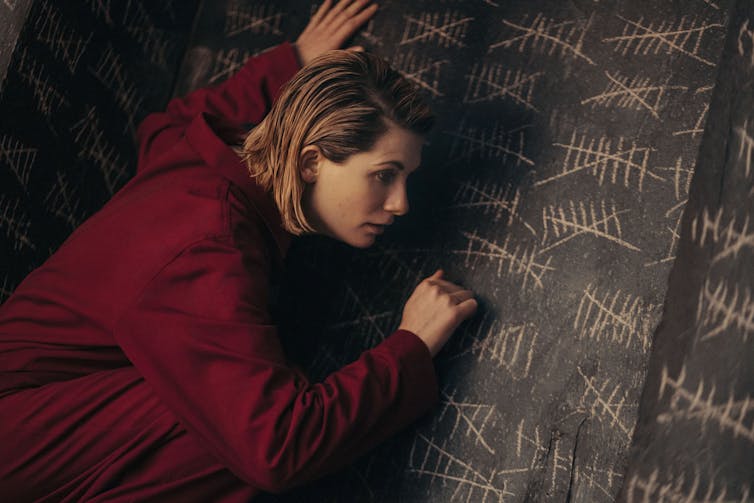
443, 295, 455, 309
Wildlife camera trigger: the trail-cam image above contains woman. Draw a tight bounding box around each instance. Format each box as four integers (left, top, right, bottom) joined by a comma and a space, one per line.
0, 0, 477, 500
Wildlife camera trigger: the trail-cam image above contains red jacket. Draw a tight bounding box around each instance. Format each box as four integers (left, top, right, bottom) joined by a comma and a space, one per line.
0, 41, 439, 502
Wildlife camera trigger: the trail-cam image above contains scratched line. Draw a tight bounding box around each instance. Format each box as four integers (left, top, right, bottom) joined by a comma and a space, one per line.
536, 130, 662, 191
540, 199, 641, 254
400, 11, 472, 48
489, 12, 596, 65
659, 365, 754, 443
581, 71, 687, 119
604, 15, 724, 67
625, 466, 751, 503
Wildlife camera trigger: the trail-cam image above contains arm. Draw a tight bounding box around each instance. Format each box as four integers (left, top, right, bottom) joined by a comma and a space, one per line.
135, 42, 301, 169
136, 0, 378, 170
113, 235, 439, 493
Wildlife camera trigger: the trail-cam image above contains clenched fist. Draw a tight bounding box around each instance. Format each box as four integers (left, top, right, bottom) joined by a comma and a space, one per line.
399, 270, 478, 358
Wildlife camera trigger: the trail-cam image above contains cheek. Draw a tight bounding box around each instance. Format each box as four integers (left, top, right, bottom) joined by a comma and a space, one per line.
346, 181, 384, 214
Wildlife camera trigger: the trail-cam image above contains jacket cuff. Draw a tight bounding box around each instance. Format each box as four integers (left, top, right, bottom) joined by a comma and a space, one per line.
376, 329, 440, 415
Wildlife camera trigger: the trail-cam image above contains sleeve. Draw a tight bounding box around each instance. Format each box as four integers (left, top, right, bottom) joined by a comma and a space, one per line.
112, 235, 440, 494
136, 42, 302, 169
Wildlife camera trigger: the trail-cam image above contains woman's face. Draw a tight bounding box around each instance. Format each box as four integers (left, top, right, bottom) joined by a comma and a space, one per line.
300, 123, 425, 248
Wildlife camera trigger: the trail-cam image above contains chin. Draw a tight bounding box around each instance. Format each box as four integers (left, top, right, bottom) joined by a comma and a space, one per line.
352, 238, 376, 249
347, 234, 377, 249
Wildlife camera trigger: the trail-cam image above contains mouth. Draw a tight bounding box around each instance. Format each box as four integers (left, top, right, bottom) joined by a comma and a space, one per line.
364, 223, 387, 234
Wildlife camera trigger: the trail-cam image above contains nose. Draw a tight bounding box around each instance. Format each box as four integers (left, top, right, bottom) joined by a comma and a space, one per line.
384, 181, 409, 216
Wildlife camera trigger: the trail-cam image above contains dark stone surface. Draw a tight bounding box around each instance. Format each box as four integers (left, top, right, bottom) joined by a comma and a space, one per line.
0, 0, 197, 299
618, 1, 754, 500
169, 1, 727, 501
2, 0, 747, 501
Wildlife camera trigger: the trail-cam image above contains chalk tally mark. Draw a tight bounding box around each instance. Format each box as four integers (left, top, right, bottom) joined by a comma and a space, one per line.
16, 48, 69, 118
572, 453, 624, 501
390, 52, 447, 98
658, 364, 754, 443
577, 366, 635, 440
625, 465, 751, 503
463, 62, 541, 111
35, 1, 92, 74
90, 44, 144, 136
225, 1, 283, 37
540, 199, 640, 254
451, 179, 537, 238
536, 131, 662, 191
408, 433, 512, 502
0, 195, 35, 251
0, 136, 36, 190
400, 11, 472, 48
489, 12, 595, 65
514, 419, 574, 493
444, 120, 534, 168
457, 231, 554, 290
604, 15, 724, 67
357, 18, 381, 47
44, 171, 83, 230
70, 106, 129, 195
437, 387, 498, 455
123, 0, 172, 68
448, 315, 537, 380
646, 157, 695, 267
738, 19, 754, 67
581, 71, 687, 120
209, 48, 252, 84
691, 206, 754, 264
86, 0, 113, 25
574, 283, 657, 354
695, 277, 754, 342
734, 118, 754, 179
673, 86, 713, 138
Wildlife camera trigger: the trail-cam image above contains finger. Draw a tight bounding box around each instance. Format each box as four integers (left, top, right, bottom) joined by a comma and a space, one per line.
456, 298, 479, 318
346, 45, 365, 52
321, 0, 353, 27
310, 0, 333, 25
343, 0, 371, 18
449, 290, 476, 303
332, 2, 377, 39
428, 278, 467, 292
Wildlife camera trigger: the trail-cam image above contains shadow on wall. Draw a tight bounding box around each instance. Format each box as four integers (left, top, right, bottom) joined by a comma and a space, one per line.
0, 0, 197, 301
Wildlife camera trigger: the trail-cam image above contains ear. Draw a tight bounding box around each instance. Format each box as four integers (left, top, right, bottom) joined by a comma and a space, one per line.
299, 145, 321, 184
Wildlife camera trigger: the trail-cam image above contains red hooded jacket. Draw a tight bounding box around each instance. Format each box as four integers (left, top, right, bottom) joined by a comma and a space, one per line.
0, 41, 439, 502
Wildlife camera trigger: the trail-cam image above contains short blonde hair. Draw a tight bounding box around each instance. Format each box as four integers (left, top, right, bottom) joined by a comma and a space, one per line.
240, 49, 435, 235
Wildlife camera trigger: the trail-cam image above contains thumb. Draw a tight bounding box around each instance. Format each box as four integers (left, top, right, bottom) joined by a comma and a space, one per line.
431, 268, 444, 279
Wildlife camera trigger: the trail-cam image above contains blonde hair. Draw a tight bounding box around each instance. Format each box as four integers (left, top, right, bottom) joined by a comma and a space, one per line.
240, 49, 435, 235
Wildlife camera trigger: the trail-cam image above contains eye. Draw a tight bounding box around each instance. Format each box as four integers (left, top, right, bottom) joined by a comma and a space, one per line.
375, 170, 397, 185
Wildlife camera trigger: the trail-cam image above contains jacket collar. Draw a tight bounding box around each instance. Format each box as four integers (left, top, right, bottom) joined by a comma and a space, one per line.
185, 112, 292, 261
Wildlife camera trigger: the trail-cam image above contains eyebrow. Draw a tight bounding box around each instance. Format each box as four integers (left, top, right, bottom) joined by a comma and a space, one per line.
376, 161, 406, 171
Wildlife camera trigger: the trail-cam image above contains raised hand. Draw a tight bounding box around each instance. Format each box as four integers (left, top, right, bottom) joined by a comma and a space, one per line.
294, 0, 379, 66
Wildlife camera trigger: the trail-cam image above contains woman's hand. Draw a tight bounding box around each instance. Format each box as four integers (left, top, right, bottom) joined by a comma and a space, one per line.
294, 0, 379, 66
399, 270, 478, 358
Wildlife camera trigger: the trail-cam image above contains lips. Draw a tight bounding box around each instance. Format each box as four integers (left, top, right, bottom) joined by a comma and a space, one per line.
364, 223, 386, 234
